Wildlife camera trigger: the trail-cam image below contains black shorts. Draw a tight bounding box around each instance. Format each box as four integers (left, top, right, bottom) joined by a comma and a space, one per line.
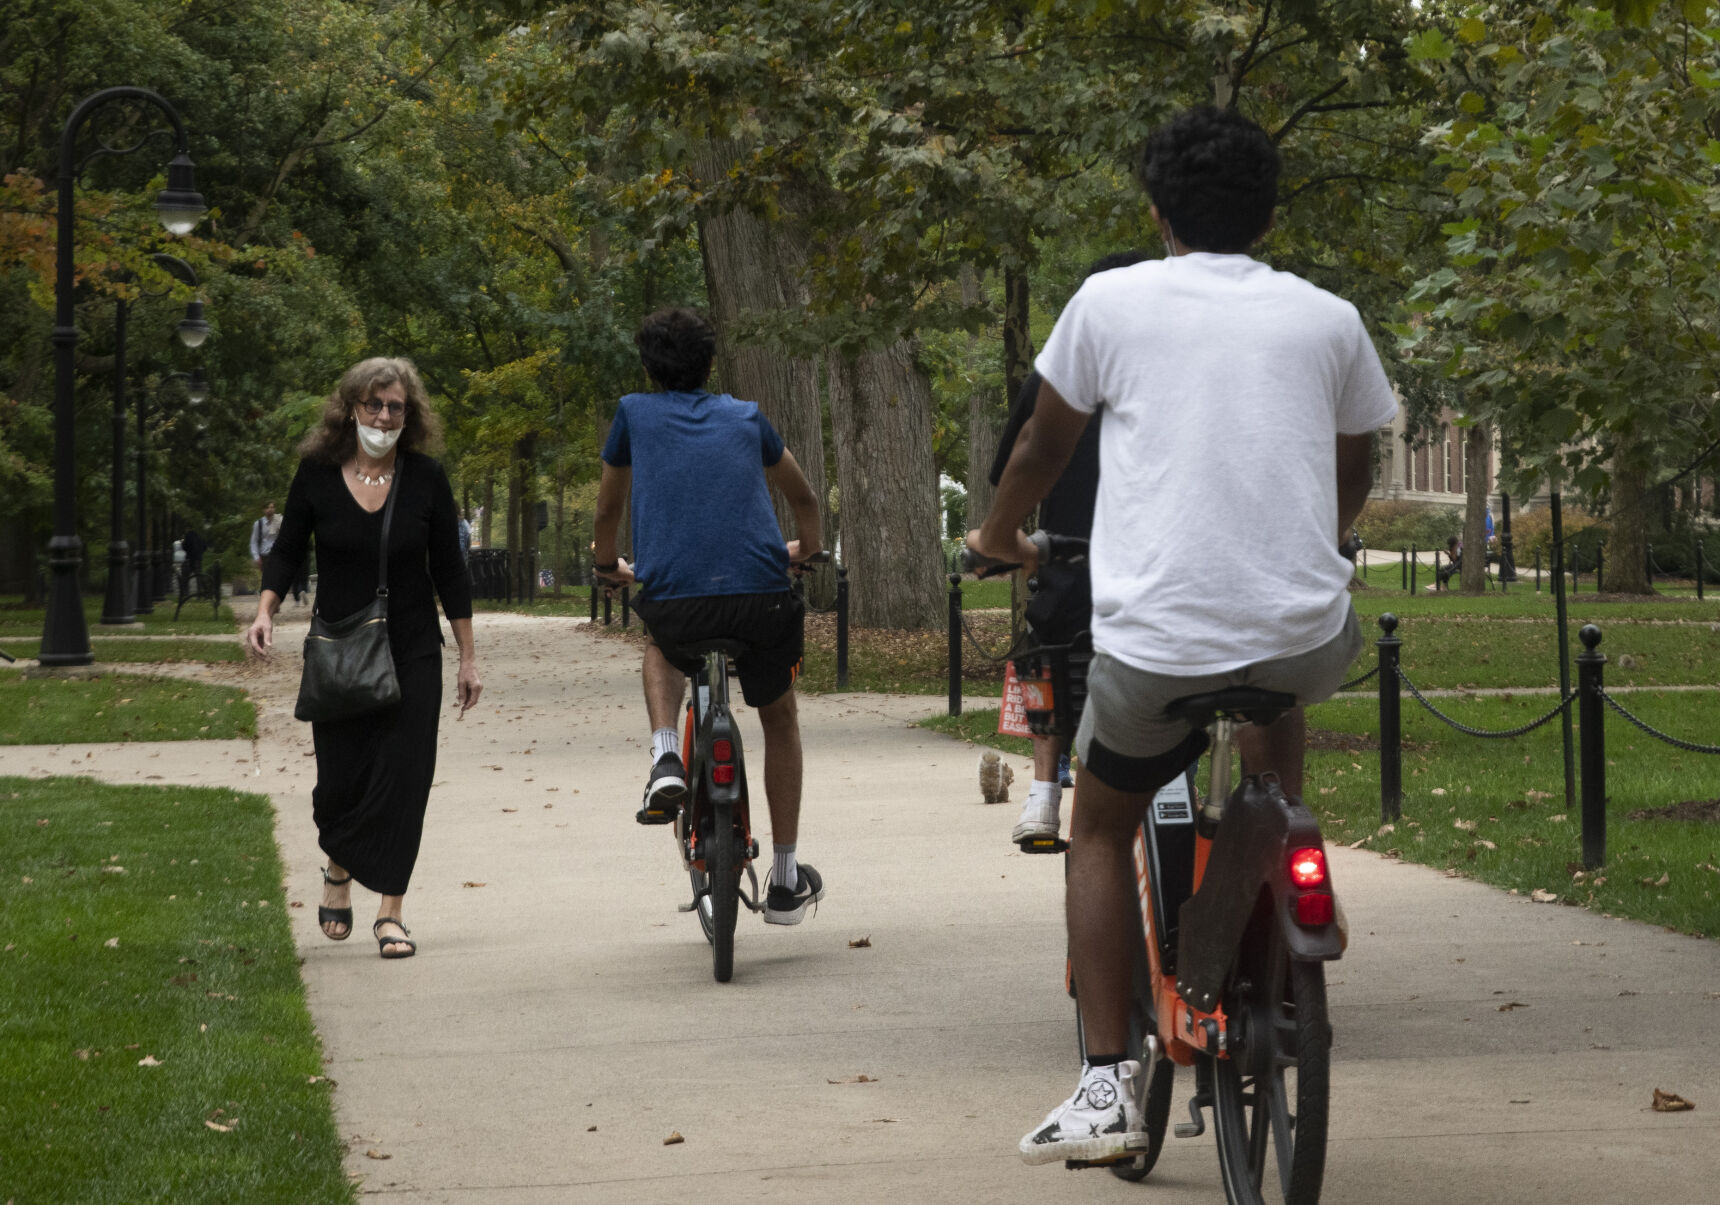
634, 590, 805, 708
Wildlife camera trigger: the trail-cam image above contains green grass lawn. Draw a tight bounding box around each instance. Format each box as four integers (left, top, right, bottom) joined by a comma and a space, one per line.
1, 638, 243, 665
922, 692, 1720, 936
0, 776, 355, 1204
0, 672, 255, 744
0, 598, 239, 639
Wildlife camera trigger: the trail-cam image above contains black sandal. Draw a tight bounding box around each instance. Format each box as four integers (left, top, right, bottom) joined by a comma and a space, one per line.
318, 867, 353, 941
373, 917, 416, 960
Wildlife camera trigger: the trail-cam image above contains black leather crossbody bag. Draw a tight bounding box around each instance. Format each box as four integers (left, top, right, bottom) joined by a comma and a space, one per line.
294, 460, 403, 723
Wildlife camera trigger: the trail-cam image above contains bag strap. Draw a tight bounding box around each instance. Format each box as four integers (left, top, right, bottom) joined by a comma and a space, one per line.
376, 456, 403, 599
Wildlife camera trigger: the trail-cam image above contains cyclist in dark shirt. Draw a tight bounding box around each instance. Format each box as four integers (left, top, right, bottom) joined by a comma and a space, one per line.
592, 307, 828, 925
990, 251, 1146, 845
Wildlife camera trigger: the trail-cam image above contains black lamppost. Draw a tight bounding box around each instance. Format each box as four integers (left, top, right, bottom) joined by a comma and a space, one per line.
134, 366, 208, 616
102, 254, 207, 625
42, 87, 204, 665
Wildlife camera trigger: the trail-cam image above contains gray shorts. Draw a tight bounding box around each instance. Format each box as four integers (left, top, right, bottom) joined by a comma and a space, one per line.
1074, 609, 1364, 791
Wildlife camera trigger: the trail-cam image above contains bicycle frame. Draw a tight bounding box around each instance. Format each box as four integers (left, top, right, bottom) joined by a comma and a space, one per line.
675, 650, 760, 903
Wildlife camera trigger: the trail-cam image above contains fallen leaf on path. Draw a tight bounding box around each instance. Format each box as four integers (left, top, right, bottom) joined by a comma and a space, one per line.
869, 1118, 897, 1124
1530, 889, 1559, 903
828, 1075, 875, 1084
204, 1119, 235, 1132
663, 1131, 684, 1145
1497, 1001, 1529, 1012
104, 937, 119, 948
848, 936, 871, 948
1454, 819, 1476, 832
1509, 1099, 1531, 1104
462, 882, 486, 888
1652, 1089, 1694, 1113
501, 808, 517, 813
365, 1149, 391, 1160
587, 1125, 597, 1132
137, 1055, 162, 1067
1549, 814, 1567, 823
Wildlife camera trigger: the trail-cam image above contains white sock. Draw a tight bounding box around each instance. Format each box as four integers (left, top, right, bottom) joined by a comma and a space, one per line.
1028, 780, 1061, 808
773, 844, 798, 891
652, 728, 679, 763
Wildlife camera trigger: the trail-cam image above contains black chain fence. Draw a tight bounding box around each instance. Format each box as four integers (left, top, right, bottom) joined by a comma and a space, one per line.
1396, 665, 1576, 740
1597, 689, 1720, 755
1337, 663, 1379, 690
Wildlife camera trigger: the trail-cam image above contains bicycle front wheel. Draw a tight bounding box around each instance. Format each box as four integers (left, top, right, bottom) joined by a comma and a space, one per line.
1210, 917, 1331, 1205
706, 800, 738, 983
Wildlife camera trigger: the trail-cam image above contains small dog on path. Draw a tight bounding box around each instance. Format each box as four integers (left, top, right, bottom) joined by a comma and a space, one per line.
978, 751, 1014, 804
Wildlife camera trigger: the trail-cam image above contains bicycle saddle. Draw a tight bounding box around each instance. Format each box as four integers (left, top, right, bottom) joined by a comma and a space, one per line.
1165, 687, 1298, 729
674, 638, 752, 658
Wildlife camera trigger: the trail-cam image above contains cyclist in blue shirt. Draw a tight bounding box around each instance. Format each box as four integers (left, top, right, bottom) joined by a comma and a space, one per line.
592, 307, 827, 924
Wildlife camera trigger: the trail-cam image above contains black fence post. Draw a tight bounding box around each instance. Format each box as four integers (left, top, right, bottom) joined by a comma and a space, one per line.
1698, 540, 1706, 601
602, 586, 612, 625
1377, 613, 1402, 824
621, 585, 631, 628
1410, 544, 1418, 594
947, 573, 962, 716
1569, 540, 1579, 595
1400, 547, 1407, 590
1577, 624, 1607, 869
529, 550, 538, 603
1498, 491, 1517, 587
1535, 547, 1542, 592
1433, 549, 1442, 591
589, 578, 598, 622
1595, 543, 1605, 594
835, 565, 850, 691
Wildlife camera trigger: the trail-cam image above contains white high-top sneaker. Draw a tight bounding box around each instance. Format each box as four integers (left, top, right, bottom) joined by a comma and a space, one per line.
1018, 1060, 1148, 1165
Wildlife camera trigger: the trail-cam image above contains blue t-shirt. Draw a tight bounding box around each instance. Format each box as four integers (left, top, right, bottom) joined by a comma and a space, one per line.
601, 390, 790, 600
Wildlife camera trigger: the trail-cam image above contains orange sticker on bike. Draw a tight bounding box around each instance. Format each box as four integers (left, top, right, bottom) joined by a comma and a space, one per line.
998, 663, 1033, 737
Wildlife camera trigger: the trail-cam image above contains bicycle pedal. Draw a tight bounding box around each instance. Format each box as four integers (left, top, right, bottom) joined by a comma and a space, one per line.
635, 806, 679, 825
1017, 836, 1070, 855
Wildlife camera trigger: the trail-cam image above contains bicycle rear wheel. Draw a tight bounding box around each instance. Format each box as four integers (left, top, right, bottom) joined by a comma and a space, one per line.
1210, 914, 1331, 1205
706, 799, 738, 982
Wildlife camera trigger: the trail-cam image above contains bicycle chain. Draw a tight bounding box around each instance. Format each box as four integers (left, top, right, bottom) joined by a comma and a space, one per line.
1396, 665, 1575, 739
1598, 689, 1720, 755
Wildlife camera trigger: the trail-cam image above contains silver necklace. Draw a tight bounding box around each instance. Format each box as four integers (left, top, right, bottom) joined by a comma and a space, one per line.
354, 467, 392, 487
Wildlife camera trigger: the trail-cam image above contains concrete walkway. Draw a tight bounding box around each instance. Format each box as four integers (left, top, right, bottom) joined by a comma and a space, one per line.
4, 610, 1717, 1203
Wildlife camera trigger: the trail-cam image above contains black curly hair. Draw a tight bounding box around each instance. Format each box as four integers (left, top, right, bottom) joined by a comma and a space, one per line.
1138, 106, 1279, 254
636, 307, 716, 392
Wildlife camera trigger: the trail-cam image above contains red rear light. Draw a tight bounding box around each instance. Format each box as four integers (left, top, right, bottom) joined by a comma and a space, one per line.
1289, 847, 1327, 889
712, 739, 733, 762
711, 764, 736, 785
1295, 892, 1335, 927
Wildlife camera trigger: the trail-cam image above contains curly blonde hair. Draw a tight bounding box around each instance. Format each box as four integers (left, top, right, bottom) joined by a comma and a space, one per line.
299, 356, 444, 463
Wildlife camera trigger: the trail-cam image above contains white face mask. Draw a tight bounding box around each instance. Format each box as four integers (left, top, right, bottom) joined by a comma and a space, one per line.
355, 422, 402, 458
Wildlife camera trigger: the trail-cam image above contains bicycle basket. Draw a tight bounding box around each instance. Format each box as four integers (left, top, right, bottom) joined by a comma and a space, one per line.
1010, 631, 1092, 739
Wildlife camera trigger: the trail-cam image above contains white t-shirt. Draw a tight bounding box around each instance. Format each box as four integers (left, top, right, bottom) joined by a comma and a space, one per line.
1034, 253, 1398, 675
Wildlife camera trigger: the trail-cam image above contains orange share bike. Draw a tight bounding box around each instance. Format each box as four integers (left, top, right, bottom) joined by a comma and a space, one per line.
979, 533, 1346, 1204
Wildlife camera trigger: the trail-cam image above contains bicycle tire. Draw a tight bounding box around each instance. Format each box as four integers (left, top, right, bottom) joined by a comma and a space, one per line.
1209, 913, 1331, 1205
707, 799, 738, 983
689, 863, 715, 945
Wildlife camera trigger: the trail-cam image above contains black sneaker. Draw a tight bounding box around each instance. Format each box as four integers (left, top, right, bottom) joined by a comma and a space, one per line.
636, 753, 686, 825
763, 863, 824, 925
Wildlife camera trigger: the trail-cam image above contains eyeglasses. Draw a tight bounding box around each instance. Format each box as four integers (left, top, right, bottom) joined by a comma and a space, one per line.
360, 399, 407, 417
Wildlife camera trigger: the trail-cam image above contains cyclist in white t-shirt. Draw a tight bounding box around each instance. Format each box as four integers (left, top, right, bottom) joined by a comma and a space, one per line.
967, 105, 1399, 1168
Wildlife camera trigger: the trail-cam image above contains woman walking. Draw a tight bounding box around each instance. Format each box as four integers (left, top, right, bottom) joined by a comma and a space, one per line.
245, 357, 482, 958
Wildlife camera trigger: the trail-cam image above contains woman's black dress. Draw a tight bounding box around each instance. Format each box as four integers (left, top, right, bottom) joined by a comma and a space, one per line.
263, 452, 472, 895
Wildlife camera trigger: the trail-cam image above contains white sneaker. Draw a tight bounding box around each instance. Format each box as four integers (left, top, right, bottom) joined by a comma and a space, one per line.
1011, 795, 1060, 842
1019, 1061, 1147, 1165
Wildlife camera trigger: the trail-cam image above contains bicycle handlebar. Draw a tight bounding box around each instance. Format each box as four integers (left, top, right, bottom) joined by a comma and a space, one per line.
959, 530, 1088, 578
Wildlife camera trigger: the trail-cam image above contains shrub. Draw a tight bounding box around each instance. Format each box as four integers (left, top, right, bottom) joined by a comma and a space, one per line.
1354, 500, 1464, 552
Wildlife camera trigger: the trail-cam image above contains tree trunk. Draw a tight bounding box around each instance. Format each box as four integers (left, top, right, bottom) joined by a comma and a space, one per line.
692, 142, 833, 605
962, 266, 1001, 528
515, 433, 537, 598
1002, 266, 1034, 638
480, 472, 494, 549
826, 343, 945, 630
1460, 424, 1491, 594
1607, 435, 1652, 594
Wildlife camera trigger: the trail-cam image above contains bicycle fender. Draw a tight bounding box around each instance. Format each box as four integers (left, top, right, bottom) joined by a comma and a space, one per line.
699, 703, 746, 806
1173, 776, 1337, 1012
